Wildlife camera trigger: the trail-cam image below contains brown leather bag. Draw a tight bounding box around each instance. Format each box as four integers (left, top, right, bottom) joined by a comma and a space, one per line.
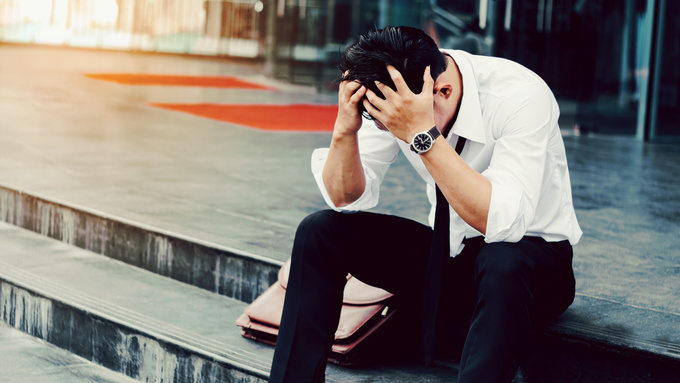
235, 259, 397, 366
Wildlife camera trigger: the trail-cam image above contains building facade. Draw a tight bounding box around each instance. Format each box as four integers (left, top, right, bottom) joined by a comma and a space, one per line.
1, 0, 676, 140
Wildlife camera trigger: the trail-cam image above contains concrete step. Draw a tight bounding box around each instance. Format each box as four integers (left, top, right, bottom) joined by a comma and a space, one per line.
0, 184, 282, 305
2, 187, 680, 382
0, 323, 138, 383
0, 222, 464, 382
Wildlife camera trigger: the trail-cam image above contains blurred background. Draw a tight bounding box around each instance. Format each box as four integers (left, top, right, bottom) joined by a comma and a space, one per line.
0, 0, 677, 141
0, 4, 678, 380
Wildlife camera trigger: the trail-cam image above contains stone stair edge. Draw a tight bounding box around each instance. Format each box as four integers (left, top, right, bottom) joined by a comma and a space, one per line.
548, 294, 680, 362
0, 183, 281, 267
2, 183, 680, 374
0, 183, 283, 304
0, 259, 271, 382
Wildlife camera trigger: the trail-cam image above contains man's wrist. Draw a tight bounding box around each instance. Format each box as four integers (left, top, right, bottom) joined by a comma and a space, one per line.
333, 120, 359, 135
405, 120, 437, 143
331, 129, 359, 145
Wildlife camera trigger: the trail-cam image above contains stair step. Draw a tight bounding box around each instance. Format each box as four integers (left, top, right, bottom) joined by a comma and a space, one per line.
0, 184, 282, 305
0, 323, 138, 383
3, 188, 680, 381
0, 222, 462, 382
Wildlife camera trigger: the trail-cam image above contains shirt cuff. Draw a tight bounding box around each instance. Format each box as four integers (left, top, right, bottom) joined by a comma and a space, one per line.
484, 179, 527, 243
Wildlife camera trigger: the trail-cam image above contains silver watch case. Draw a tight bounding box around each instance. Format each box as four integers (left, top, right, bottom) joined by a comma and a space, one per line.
410, 126, 441, 154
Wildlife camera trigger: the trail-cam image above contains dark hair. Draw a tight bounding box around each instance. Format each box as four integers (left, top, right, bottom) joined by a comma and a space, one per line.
337, 26, 447, 99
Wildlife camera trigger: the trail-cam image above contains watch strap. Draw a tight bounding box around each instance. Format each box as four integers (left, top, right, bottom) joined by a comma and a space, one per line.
427, 126, 441, 141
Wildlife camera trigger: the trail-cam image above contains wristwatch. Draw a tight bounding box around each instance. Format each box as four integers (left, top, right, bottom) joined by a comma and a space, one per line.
410, 126, 441, 154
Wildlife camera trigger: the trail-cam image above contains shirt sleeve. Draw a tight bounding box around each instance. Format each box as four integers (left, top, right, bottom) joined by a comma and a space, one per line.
482, 84, 556, 242
311, 120, 401, 212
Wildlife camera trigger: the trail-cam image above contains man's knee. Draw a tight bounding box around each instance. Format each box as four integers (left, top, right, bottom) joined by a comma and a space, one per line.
295, 209, 344, 241
290, 210, 350, 286
292, 209, 357, 265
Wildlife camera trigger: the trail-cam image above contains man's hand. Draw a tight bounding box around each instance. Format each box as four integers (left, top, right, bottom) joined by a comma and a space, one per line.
363, 65, 436, 143
334, 75, 367, 137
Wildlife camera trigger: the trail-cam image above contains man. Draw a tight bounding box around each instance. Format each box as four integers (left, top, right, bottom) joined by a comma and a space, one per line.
269, 26, 582, 383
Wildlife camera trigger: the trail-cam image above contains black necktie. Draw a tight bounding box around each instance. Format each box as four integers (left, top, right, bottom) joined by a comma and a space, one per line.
422, 137, 466, 365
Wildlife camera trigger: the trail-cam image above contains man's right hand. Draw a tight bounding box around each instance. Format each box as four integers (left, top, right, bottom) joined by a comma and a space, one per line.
334, 77, 367, 137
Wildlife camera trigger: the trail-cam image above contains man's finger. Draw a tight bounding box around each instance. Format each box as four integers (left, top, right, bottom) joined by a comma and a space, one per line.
364, 88, 387, 110
386, 65, 410, 94
362, 97, 381, 117
340, 80, 362, 101
345, 80, 362, 92
374, 80, 396, 98
422, 66, 434, 95
349, 84, 367, 103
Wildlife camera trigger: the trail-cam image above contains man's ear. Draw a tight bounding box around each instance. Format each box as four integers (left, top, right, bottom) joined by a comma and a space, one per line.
434, 82, 454, 99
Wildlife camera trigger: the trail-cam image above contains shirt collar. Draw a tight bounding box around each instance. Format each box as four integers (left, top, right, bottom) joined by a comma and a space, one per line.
442, 49, 486, 144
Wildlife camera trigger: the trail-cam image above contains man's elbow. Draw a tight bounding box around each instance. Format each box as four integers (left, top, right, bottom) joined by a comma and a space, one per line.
330, 190, 362, 208
468, 214, 487, 236
474, 220, 487, 236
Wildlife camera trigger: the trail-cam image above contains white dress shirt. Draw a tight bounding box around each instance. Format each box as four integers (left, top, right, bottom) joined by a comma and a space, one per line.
311, 49, 583, 257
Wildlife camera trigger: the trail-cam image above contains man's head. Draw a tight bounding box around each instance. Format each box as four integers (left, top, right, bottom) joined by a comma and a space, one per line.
338, 26, 447, 101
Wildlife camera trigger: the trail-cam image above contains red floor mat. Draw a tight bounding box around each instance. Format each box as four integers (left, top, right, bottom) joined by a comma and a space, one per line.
85, 74, 274, 90
150, 103, 338, 132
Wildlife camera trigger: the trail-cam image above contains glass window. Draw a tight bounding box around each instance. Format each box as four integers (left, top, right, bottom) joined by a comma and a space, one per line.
654, 0, 680, 138
494, 0, 651, 137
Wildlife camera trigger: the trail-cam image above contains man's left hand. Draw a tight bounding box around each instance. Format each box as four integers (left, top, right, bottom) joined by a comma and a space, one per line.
362, 65, 436, 143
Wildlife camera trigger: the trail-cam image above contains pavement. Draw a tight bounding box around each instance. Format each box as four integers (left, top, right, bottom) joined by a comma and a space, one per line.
0, 323, 137, 383
0, 44, 679, 380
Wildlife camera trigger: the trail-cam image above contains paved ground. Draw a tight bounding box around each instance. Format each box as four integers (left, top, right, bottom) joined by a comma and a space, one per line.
0, 43, 678, 330
0, 323, 137, 383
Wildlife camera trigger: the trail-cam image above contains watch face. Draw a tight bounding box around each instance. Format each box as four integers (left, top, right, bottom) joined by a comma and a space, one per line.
413, 133, 433, 152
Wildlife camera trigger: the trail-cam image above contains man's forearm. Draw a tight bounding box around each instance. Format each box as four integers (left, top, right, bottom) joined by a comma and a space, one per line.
422, 137, 491, 234
322, 131, 366, 207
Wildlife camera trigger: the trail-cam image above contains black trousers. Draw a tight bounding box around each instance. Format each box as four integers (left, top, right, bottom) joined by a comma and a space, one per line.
269, 210, 575, 383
